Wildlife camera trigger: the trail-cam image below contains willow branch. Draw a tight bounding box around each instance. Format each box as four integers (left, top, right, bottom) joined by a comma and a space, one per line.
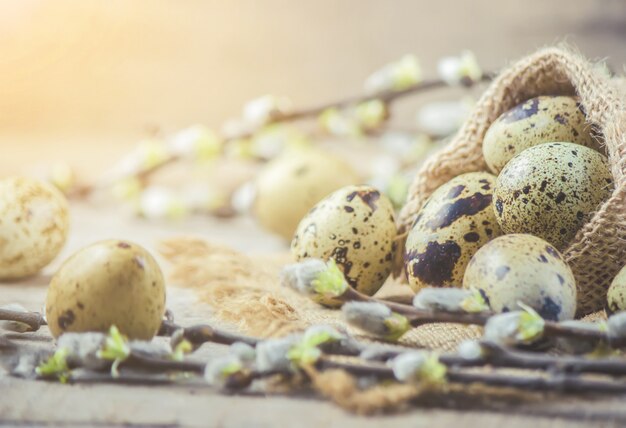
159, 320, 260, 347
267, 74, 493, 122
340, 286, 619, 346
73, 73, 493, 199
319, 357, 626, 394
0, 308, 47, 332
342, 286, 493, 325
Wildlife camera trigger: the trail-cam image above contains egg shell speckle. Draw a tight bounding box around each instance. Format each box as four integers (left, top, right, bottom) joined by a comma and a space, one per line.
0, 177, 69, 279
254, 149, 358, 240
463, 234, 577, 321
494, 142, 613, 250
404, 172, 502, 292
291, 185, 396, 296
46, 240, 166, 340
607, 265, 626, 314
482, 95, 598, 173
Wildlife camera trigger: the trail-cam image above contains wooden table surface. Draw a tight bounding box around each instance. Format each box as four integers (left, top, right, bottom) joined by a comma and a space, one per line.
0, 202, 625, 427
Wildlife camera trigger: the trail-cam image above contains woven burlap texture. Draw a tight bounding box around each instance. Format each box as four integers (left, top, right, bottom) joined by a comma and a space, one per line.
398, 47, 626, 316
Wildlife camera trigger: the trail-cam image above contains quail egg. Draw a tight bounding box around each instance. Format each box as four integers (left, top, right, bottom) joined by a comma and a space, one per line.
46, 240, 166, 340
607, 265, 626, 314
254, 148, 359, 240
483, 96, 597, 173
291, 185, 396, 296
0, 177, 69, 279
463, 234, 576, 321
404, 172, 502, 292
493, 142, 613, 250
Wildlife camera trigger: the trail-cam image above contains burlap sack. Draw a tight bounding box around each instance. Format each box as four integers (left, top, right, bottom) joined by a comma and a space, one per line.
399, 47, 626, 316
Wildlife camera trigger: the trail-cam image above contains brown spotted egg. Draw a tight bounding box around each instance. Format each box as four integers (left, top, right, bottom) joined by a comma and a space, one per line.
404, 172, 502, 293
46, 240, 166, 339
606, 265, 626, 314
463, 234, 576, 321
291, 185, 396, 296
0, 177, 69, 279
494, 142, 613, 250
483, 96, 597, 173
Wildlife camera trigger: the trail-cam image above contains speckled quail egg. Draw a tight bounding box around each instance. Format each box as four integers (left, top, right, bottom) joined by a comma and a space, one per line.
483, 96, 598, 173
291, 185, 396, 296
463, 234, 576, 321
0, 176, 69, 279
254, 148, 359, 240
404, 172, 502, 292
606, 265, 626, 314
46, 240, 166, 340
494, 142, 613, 250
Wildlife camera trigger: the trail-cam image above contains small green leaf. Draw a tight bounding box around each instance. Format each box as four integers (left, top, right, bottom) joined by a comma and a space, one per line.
354, 99, 386, 129
516, 303, 545, 343
36, 348, 70, 383
97, 325, 130, 378
287, 343, 322, 366
460, 289, 490, 313
311, 260, 348, 298
171, 339, 193, 361
287, 327, 342, 367
383, 312, 411, 341
419, 354, 447, 385
302, 326, 343, 348
221, 360, 243, 377
318, 108, 362, 137
386, 174, 409, 210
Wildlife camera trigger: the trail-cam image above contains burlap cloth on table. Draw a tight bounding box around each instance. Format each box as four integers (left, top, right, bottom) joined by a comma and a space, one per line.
399, 46, 626, 316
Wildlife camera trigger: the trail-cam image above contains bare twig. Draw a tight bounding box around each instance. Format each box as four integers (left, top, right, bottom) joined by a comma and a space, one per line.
160, 320, 260, 348
0, 308, 47, 332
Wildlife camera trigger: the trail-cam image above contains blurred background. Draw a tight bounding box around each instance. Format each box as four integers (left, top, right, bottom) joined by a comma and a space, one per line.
1, 0, 625, 178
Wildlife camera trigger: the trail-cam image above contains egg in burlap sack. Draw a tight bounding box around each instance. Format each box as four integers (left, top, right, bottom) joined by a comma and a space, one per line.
398, 46, 626, 318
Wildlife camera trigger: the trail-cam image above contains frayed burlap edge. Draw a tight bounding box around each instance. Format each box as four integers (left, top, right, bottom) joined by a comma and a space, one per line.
159, 237, 488, 351
398, 46, 626, 316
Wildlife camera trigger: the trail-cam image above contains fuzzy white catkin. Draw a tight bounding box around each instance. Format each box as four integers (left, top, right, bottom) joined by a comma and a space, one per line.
342, 301, 392, 336
204, 354, 242, 386
607, 312, 626, 341
255, 335, 301, 373
415, 100, 471, 137
412, 288, 474, 312
302, 324, 344, 342
457, 340, 484, 360
57, 332, 108, 370
231, 182, 256, 215
390, 351, 427, 382
280, 259, 327, 295
0, 303, 30, 333
169, 125, 211, 157
230, 342, 256, 364
483, 311, 525, 345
